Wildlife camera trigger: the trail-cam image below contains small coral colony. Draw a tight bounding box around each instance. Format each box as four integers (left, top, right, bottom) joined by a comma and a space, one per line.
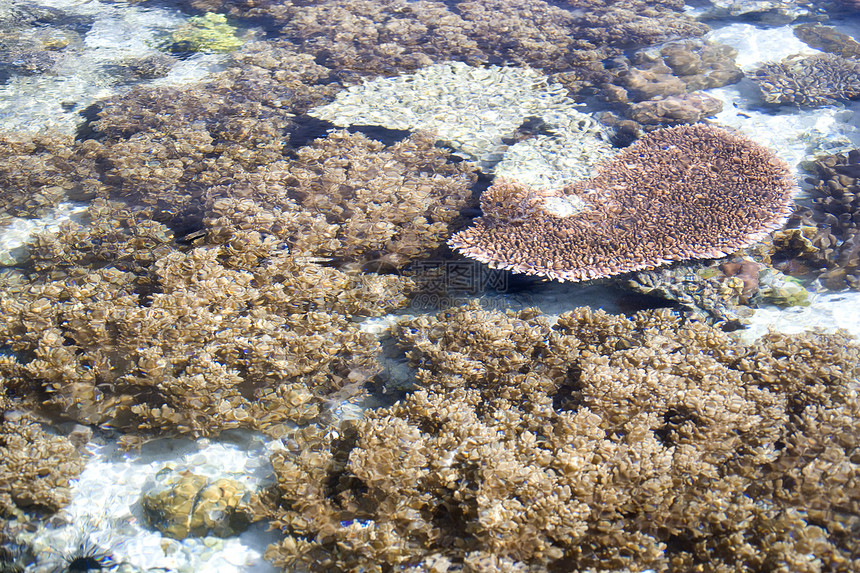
1, 0, 860, 571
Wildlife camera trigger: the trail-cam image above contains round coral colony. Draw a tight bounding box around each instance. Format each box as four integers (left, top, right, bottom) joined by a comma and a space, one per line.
450, 124, 798, 282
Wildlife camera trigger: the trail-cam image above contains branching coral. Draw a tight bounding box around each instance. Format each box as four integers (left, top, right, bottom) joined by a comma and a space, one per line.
0, 408, 84, 520
752, 53, 860, 107
0, 227, 415, 438
253, 301, 860, 571
205, 130, 478, 270
178, 0, 705, 80
773, 149, 860, 289
451, 124, 797, 282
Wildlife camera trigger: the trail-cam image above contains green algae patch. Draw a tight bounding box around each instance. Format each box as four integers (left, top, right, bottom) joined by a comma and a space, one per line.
164, 13, 246, 54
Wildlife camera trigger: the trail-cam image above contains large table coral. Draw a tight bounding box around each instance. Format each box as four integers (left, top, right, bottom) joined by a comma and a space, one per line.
451, 124, 797, 282
253, 301, 860, 572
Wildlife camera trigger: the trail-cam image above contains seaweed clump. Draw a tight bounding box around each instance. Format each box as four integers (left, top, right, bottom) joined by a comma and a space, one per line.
253, 301, 860, 571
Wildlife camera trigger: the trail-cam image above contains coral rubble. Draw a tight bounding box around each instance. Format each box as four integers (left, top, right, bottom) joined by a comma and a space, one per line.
451, 124, 797, 282
253, 301, 860, 571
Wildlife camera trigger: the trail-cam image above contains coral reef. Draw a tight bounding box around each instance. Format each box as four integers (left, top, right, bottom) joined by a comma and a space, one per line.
752, 53, 860, 107
771, 149, 860, 290
309, 62, 609, 167
0, 223, 415, 438
0, 409, 85, 520
793, 23, 860, 59
806, 150, 860, 239
182, 0, 706, 77
626, 92, 723, 126
450, 124, 797, 282
204, 130, 478, 270
0, 133, 99, 218
253, 301, 860, 571
491, 118, 617, 190
599, 39, 742, 128
624, 260, 758, 326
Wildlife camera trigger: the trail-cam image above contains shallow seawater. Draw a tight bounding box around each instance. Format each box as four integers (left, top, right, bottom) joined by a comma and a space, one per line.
1, 0, 860, 571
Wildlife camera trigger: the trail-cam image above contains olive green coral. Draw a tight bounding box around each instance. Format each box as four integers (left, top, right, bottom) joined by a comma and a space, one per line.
253, 301, 860, 571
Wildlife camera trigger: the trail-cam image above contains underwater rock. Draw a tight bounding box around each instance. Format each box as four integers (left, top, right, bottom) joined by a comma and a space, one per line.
451, 124, 797, 282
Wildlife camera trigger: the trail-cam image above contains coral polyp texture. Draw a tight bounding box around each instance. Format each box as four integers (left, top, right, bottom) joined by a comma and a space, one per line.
776, 149, 860, 289
254, 302, 860, 571
0, 222, 416, 438
308, 62, 613, 169
752, 53, 860, 107
187, 0, 706, 77
450, 124, 797, 282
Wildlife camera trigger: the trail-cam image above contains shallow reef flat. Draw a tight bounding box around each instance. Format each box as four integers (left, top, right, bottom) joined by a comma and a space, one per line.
1, 0, 860, 572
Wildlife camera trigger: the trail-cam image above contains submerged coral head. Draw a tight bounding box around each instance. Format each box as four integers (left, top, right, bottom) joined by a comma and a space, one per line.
450, 124, 797, 282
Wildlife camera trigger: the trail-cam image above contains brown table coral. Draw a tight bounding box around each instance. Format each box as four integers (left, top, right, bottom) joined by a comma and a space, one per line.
450, 124, 797, 282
